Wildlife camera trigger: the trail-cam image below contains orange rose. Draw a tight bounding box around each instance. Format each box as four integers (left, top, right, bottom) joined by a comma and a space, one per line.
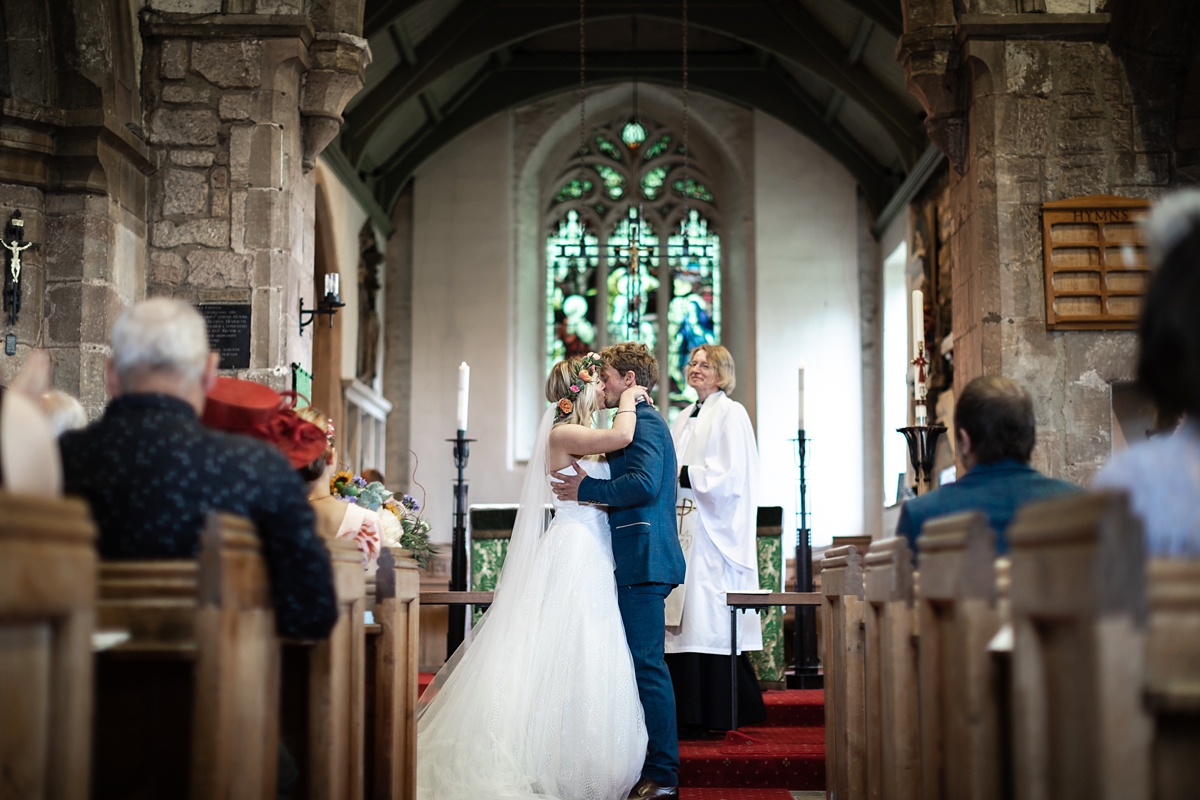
558, 398, 574, 415
577, 369, 592, 382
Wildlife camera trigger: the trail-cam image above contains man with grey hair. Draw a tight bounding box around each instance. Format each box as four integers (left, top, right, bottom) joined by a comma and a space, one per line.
60, 298, 337, 640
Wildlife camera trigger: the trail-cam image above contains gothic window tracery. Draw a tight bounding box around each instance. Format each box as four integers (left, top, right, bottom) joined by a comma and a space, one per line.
545, 117, 721, 418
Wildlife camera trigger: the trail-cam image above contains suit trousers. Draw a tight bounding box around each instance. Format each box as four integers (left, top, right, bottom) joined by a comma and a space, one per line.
617, 582, 680, 786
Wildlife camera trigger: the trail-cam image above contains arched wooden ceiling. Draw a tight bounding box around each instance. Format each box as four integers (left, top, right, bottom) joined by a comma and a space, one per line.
338, 0, 927, 216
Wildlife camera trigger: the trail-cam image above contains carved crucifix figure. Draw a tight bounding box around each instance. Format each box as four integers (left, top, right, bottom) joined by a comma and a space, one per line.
3, 238, 31, 285
4, 211, 36, 326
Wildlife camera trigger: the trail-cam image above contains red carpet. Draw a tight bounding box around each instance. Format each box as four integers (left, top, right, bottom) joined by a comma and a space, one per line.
679, 790, 795, 799
678, 689, 826, 792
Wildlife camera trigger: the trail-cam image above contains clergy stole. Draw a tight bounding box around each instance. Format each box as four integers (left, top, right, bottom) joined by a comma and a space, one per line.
666, 392, 727, 627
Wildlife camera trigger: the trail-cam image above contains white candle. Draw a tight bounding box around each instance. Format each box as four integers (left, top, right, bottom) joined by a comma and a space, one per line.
325, 272, 340, 299
457, 362, 470, 432
911, 289, 924, 357
797, 363, 805, 432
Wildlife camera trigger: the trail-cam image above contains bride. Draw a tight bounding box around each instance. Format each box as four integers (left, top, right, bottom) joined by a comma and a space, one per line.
416, 354, 651, 800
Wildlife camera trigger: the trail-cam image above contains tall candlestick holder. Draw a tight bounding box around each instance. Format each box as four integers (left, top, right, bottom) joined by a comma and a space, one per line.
446, 429, 475, 655
788, 430, 822, 689
898, 423, 946, 495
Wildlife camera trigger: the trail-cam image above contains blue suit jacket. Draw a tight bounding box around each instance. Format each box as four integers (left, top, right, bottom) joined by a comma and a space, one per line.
896, 459, 1082, 555
578, 403, 687, 587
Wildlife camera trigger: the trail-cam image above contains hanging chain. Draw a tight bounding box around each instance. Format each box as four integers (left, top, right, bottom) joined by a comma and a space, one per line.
681, 0, 690, 250
578, 0, 587, 213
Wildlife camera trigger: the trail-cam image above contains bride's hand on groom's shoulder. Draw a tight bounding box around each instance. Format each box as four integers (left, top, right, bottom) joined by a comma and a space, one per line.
551, 461, 585, 502
623, 385, 654, 407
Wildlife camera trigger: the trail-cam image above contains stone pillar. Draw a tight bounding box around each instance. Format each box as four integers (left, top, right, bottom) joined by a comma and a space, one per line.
141, 12, 367, 390
383, 187, 414, 493
900, 9, 1175, 484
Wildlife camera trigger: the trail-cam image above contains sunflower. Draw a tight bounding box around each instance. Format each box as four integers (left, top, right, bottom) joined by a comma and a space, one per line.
330, 470, 355, 496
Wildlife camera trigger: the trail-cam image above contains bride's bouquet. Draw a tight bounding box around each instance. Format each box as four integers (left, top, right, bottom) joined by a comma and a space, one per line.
330, 471, 435, 568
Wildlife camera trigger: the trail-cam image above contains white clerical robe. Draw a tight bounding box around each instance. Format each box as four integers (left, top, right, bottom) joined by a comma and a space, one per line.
665, 391, 763, 655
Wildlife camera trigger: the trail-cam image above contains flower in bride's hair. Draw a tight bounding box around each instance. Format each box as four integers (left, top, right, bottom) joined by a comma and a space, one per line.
570, 384, 580, 393
577, 368, 592, 382
558, 398, 574, 414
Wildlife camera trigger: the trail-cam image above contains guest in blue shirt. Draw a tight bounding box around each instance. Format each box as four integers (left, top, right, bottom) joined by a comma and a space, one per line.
896, 375, 1081, 554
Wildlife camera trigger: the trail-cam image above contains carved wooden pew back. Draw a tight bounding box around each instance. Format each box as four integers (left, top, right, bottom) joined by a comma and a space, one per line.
364, 547, 421, 800
94, 513, 280, 800
0, 492, 97, 800
863, 536, 919, 800
1144, 557, 1200, 800
1007, 491, 1151, 800
916, 511, 1002, 800
822, 544, 867, 800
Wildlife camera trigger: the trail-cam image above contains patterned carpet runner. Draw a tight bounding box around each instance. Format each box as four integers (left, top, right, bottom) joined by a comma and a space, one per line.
677, 689, 826, 793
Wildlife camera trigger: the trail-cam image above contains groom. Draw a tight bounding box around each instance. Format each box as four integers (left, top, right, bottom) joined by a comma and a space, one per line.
552, 342, 687, 800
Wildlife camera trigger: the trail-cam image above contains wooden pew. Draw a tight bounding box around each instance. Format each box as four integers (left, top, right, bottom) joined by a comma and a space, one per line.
0, 492, 96, 800
862, 536, 920, 800
1007, 491, 1152, 800
1143, 557, 1200, 800
821, 544, 867, 800
283, 535, 367, 800
915, 512, 1002, 800
94, 513, 281, 799
365, 547, 421, 800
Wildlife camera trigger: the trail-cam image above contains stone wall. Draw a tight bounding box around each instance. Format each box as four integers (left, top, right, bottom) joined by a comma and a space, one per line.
900, 7, 1181, 484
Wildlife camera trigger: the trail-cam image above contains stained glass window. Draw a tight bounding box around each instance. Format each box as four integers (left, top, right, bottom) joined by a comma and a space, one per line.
545, 119, 720, 418
546, 211, 600, 369
595, 134, 622, 161
606, 208, 660, 347
666, 210, 721, 418
554, 177, 594, 204
641, 167, 668, 200
594, 165, 626, 200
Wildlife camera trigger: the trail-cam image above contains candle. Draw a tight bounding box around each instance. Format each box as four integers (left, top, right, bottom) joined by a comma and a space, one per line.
911, 289, 924, 358
457, 362, 470, 432
325, 272, 340, 299
797, 363, 805, 432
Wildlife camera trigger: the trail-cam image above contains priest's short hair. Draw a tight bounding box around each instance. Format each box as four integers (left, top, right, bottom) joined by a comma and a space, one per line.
690, 344, 736, 393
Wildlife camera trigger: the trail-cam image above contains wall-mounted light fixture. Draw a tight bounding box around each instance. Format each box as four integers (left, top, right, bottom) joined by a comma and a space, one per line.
299, 272, 346, 335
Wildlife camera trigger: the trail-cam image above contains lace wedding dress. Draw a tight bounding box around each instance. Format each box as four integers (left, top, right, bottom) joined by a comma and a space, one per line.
416, 408, 648, 800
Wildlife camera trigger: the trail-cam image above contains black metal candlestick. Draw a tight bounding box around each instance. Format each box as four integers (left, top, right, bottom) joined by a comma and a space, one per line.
446, 430, 475, 655
898, 424, 947, 495
789, 430, 822, 689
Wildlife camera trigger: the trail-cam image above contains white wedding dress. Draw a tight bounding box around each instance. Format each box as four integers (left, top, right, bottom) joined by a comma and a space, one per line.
416, 409, 648, 800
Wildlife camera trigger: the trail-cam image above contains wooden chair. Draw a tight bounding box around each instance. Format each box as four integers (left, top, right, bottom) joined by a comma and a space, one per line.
863, 536, 920, 800
1143, 557, 1200, 800
0, 492, 96, 800
94, 513, 281, 800
915, 511, 1002, 800
287, 535, 367, 800
365, 547, 421, 800
821, 544, 867, 800
1007, 491, 1152, 800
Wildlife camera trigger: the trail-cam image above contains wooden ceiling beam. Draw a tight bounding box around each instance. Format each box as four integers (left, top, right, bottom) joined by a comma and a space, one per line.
836, 0, 903, 38
341, 0, 924, 169
372, 53, 896, 215
363, 0, 427, 38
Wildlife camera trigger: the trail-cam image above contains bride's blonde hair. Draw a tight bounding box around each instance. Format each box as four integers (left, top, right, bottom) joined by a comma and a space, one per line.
545, 357, 604, 426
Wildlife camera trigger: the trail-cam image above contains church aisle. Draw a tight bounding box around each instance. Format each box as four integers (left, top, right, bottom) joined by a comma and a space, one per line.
677, 690, 825, 792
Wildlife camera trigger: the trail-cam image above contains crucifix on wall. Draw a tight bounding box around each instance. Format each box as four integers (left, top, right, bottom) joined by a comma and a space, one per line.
3, 211, 38, 328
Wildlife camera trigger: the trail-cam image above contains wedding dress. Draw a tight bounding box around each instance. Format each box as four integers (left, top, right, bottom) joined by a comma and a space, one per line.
416, 408, 648, 800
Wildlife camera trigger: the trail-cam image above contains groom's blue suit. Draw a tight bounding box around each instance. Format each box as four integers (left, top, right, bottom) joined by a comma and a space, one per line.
578, 402, 686, 787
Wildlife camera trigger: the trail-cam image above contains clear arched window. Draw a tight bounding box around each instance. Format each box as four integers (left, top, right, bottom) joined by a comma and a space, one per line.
545, 118, 721, 419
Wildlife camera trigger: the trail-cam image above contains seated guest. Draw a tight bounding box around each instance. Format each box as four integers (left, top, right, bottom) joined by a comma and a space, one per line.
2, 349, 61, 494
361, 467, 385, 485
39, 389, 87, 437
59, 299, 337, 640
1094, 190, 1200, 557
896, 375, 1081, 555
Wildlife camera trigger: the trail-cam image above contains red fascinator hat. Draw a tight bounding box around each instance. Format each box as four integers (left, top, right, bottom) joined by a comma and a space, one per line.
202, 376, 328, 469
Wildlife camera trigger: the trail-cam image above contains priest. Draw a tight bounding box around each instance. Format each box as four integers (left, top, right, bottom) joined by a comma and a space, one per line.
666, 344, 766, 735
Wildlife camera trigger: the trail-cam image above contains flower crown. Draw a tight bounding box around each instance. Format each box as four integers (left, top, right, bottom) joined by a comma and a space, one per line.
554, 352, 605, 422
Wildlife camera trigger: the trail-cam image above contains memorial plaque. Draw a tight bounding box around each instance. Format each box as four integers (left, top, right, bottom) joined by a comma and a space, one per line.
1042, 194, 1152, 331
198, 303, 252, 369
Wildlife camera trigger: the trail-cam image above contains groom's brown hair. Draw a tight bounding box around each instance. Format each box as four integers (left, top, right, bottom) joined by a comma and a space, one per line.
601, 342, 659, 391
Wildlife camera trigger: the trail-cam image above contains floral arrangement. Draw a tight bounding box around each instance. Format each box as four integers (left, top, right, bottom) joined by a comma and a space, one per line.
330, 471, 435, 568
554, 352, 605, 422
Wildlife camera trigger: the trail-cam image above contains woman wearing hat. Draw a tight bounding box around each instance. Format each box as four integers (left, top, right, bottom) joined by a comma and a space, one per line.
203, 377, 380, 569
